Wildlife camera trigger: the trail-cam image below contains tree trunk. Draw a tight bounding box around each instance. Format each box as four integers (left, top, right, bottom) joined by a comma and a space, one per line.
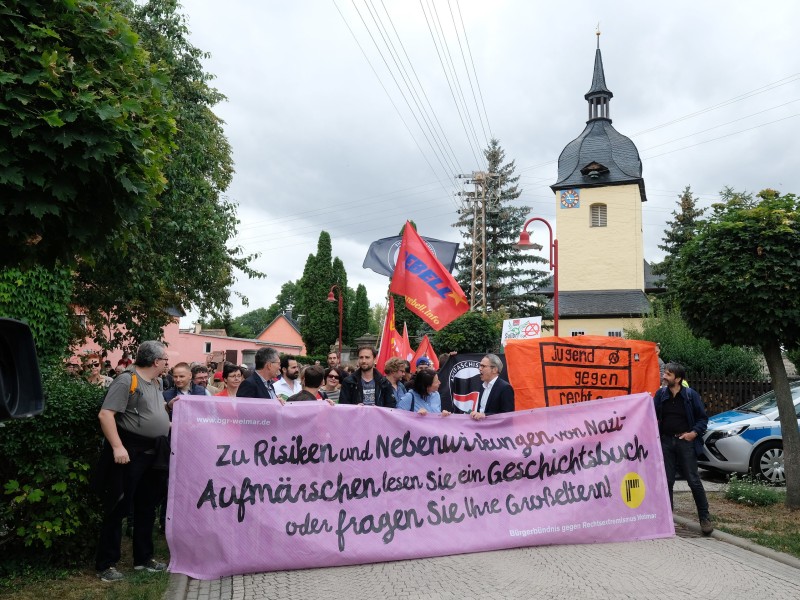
761, 340, 800, 509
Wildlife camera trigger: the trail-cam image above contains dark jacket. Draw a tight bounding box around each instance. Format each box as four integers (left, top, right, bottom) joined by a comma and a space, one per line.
237, 373, 276, 399
653, 385, 708, 455
339, 369, 396, 407
482, 377, 515, 415
163, 384, 206, 401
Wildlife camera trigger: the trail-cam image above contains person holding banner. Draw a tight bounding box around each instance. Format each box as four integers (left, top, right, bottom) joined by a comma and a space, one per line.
653, 362, 713, 535
471, 353, 515, 420
397, 369, 450, 416
383, 357, 408, 406
237, 347, 284, 403
94, 341, 170, 582
339, 346, 395, 407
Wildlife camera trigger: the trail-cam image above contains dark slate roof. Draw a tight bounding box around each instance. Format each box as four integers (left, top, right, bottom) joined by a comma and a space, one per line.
544, 290, 652, 318
644, 260, 666, 292
585, 48, 613, 99
551, 120, 647, 201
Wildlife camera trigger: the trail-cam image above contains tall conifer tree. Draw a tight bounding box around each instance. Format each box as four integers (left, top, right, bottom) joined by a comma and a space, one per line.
453, 139, 550, 316
653, 185, 706, 297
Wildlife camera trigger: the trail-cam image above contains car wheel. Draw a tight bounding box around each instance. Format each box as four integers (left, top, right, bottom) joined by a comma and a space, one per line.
750, 441, 784, 484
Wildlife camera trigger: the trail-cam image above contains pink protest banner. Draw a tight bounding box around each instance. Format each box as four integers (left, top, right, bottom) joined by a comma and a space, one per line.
167, 393, 674, 579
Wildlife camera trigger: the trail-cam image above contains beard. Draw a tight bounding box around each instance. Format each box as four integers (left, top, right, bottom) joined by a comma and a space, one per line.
285, 371, 299, 381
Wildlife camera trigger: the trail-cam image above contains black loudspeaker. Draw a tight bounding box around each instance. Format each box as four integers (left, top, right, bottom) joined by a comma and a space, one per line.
0, 318, 45, 420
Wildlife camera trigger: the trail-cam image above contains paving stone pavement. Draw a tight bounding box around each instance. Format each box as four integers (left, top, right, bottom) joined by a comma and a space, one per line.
173, 525, 800, 600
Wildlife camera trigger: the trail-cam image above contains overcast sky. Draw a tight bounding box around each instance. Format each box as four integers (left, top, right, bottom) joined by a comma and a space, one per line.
178, 0, 800, 324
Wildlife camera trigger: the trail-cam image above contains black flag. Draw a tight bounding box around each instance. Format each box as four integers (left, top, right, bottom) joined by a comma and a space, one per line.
362, 235, 459, 277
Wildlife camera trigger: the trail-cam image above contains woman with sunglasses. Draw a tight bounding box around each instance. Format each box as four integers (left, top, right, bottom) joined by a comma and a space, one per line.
215, 363, 245, 397
84, 352, 113, 388
321, 367, 344, 403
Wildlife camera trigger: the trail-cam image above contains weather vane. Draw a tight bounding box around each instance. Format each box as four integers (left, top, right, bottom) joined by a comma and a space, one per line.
596, 22, 601, 48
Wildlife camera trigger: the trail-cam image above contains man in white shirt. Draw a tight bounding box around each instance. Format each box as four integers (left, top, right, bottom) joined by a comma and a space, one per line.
273, 355, 302, 401
471, 353, 515, 420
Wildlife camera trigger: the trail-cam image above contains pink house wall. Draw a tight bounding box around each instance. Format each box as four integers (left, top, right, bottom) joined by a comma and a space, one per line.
256, 316, 306, 355
74, 319, 306, 367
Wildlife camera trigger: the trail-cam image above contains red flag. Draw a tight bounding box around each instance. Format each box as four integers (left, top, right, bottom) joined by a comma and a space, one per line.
401, 323, 414, 361
411, 334, 439, 373
376, 296, 401, 372
389, 222, 469, 330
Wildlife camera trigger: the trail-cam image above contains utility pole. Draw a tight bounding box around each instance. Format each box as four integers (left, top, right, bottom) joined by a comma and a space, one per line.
456, 171, 497, 311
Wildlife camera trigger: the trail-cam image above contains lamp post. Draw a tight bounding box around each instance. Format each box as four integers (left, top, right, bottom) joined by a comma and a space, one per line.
326, 284, 343, 359
515, 217, 559, 337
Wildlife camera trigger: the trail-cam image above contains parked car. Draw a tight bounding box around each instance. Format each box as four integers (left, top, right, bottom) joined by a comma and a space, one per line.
698, 381, 800, 484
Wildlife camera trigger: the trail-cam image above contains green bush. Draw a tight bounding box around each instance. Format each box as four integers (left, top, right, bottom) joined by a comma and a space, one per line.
432, 311, 502, 354
626, 307, 764, 379
0, 366, 105, 573
788, 347, 800, 374
725, 475, 786, 506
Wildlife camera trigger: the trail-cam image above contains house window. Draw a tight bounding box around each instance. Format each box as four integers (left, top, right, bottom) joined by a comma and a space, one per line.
204, 342, 212, 353
571, 330, 585, 337
590, 203, 607, 227
608, 330, 623, 338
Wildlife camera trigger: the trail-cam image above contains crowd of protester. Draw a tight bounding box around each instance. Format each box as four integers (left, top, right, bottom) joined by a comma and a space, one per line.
84, 341, 514, 582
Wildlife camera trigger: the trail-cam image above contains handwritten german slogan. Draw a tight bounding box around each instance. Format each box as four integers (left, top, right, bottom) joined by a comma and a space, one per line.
167, 393, 672, 579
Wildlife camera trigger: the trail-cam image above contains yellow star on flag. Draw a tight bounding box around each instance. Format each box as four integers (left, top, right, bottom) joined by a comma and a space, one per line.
448, 291, 468, 306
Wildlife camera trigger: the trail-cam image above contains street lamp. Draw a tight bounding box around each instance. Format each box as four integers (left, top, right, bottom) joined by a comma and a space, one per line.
515, 217, 559, 337
326, 285, 343, 360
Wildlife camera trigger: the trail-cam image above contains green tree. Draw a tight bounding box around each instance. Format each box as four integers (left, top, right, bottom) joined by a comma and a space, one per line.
0, 266, 74, 362
350, 284, 371, 339
652, 185, 706, 296
296, 232, 338, 355
672, 188, 800, 507
452, 139, 550, 316
369, 302, 386, 335
259, 280, 300, 333
432, 311, 500, 353
625, 307, 763, 379
71, 0, 261, 351
0, 0, 174, 268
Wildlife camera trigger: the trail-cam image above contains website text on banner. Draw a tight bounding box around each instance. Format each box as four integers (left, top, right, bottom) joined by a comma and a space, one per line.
506, 336, 661, 411
167, 394, 673, 579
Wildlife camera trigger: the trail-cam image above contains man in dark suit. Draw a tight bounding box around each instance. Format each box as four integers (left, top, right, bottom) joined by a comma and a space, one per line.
237, 347, 283, 403
471, 353, 514, 420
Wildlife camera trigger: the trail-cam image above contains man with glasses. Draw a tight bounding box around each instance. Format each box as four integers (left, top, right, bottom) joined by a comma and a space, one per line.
383, 357, 408, 406
94, 341, 170, 581
237, 347, 284, 403
471, 353, 515, 420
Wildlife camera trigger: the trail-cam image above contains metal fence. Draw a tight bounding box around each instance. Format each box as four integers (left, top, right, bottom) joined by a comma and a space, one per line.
690, 375, 778, 416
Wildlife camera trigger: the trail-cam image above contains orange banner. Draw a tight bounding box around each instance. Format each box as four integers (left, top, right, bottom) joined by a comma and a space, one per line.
505, 336, 660, 410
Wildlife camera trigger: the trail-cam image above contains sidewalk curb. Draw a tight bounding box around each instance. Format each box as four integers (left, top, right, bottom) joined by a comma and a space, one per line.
165, 571, 188, 600
673, 514, 800, 570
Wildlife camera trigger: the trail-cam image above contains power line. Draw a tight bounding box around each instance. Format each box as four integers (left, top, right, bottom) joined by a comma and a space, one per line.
332, 0, 452, 195
428, 0, 485, 157
447, 0, 489, 148
378, 0, 466, 176
363, 0, 460, 176
419, 0, 483, 167
455, 0, 493, 140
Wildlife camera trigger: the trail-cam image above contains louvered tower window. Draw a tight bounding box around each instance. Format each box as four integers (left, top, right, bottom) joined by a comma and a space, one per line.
590, 203, 607, 227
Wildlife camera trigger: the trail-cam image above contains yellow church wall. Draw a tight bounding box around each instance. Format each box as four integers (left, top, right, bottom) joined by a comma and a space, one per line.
554, 316, 644, 338
555, 184, 644, 291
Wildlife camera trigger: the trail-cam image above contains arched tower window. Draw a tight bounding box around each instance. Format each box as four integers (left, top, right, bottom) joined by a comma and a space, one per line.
590, 203, 607, 227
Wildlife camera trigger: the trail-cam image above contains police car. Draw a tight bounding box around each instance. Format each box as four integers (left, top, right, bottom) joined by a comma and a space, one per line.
698, 381, 800, 484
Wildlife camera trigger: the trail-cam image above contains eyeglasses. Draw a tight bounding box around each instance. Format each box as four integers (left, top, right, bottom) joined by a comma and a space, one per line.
327, 374, 340, 380
156, 357, 169, 363
88, 362, 100, 367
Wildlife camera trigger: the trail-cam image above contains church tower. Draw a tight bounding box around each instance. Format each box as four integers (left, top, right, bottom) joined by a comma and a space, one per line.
549, 39, 651, 336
